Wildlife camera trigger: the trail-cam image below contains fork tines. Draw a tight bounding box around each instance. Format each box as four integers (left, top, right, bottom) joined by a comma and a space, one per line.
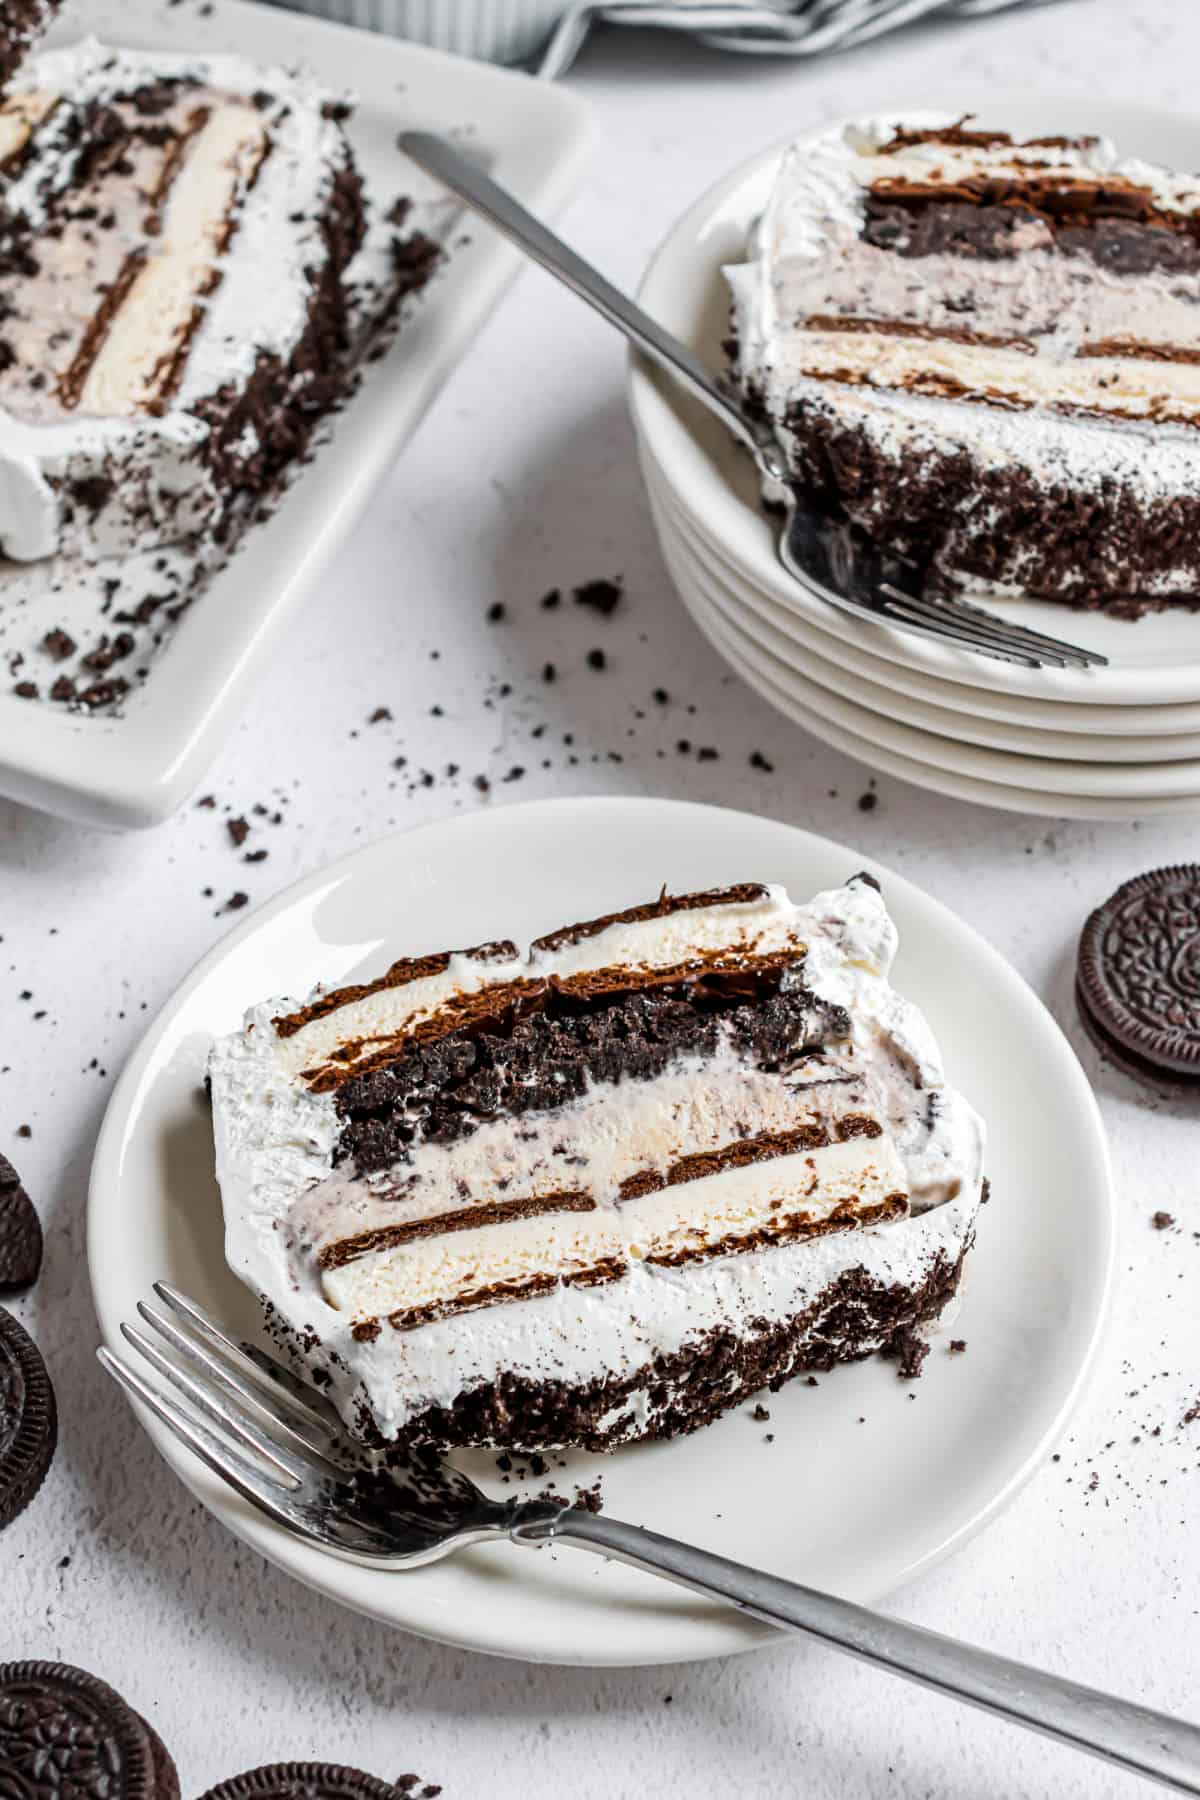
98, 1283, 345, 1517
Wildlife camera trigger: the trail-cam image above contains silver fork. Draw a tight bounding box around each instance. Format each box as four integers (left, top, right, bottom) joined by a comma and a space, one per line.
100, 1283, 1200, 1793
400, 131, 1104, 672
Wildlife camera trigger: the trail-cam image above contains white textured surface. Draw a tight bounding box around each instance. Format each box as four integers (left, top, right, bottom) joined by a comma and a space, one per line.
4, 0, 1200, 1794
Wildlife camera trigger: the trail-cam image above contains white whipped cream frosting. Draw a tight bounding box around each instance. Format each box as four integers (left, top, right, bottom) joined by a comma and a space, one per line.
726, 115, 1200, 595
209, 879, 986, 1445
0, 39, 350, 562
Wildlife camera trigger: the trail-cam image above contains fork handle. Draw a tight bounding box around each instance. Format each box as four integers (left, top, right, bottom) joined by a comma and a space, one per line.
398, 130, 785, 480
514, 1509, 1200, 1793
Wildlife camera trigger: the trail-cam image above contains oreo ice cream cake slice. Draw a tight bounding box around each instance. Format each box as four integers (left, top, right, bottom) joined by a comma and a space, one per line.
208, 877, 985, 1452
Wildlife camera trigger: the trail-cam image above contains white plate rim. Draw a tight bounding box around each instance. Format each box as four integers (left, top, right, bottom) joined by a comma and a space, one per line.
0, 0, 591, 830
628, 93, 1200, 712
89, 795, 1117, 1664
649, 474, 1200, 790
637, 442, 1200, 741
673, 558, 1200, 818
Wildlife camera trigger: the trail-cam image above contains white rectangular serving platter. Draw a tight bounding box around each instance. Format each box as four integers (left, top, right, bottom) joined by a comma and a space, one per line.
0, 0, 590, 829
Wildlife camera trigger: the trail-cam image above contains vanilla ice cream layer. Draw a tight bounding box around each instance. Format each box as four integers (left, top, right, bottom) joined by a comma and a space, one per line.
772, 330, 1200, 425
292, 1057, 885, 1265
324, 1128, 907, 1328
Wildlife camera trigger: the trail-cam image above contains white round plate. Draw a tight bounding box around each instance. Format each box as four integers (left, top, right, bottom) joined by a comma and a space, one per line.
650, 483, 1200, 800
90, 798, 1114, 1665
644, 460, 1200, 766
679, 568, 1200, 818
650, 487, 1200, 808
639, 444, 1200, 743
629, 94, 1200, 711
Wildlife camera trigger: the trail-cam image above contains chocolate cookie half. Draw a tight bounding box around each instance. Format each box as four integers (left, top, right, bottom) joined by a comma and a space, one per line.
1077, 865, 1200, 1086
0, 1153, 43, 1292
0, 1661, 179, 1800
0, 1306, 55, 1528
199, 1766, 408, 1800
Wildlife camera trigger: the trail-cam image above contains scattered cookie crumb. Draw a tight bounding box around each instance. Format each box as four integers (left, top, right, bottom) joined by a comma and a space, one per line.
572, 576, 622, 616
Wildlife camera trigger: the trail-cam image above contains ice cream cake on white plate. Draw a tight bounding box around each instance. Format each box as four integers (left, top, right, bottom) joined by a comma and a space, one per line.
208, 876, 986, 1453
727, 115, 1200, 611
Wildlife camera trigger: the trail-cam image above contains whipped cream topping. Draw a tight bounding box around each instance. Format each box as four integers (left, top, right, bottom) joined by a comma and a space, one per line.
209, 879, 986, 1445
726, 115, 1200, 593
0, 39, 352, 562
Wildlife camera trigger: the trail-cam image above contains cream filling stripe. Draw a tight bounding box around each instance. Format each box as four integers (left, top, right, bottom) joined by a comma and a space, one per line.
783, 329, 1200, 422
322, 1131, 910, 1324
78, 102, 270, 418
268, 889, 808, 1084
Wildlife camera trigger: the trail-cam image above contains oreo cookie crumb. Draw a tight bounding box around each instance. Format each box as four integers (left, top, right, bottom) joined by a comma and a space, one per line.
1152, 1211, 1175, 1230
227, 817, 250, 848
585, 648, 606, 671
41, 629, 76, 661
858, 791, 878, 813
888, 1328, 930, 1380
572, 577, 622, 616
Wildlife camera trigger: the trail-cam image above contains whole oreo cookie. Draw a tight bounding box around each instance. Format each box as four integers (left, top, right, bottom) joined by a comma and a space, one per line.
1077, 864, 1200, 1085
0, 1306, 55, 1528
199, 1767, 409, 1800
0, 1661, 179, 1800
0, 1152, 43, 1292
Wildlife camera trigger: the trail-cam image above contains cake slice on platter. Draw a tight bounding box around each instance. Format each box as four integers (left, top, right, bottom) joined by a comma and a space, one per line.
209, 877, 986, 1452
727, 116, 1200, 610
0, 39, 370, 562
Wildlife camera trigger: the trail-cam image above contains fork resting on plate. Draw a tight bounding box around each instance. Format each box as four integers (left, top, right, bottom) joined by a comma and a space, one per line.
101, 1282, 1200, 1794
398, 132, 1105, 674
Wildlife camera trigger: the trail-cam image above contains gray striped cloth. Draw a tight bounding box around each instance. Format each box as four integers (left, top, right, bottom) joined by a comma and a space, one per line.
538, 0, 1073, 77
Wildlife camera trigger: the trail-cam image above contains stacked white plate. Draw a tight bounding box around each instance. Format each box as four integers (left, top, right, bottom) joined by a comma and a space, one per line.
628, 95, 1200, 821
